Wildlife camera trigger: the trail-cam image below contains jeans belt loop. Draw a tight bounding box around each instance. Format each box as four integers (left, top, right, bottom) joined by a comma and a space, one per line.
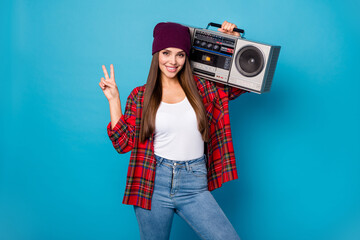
157, 157, 164, 167
185, 161, 190, 172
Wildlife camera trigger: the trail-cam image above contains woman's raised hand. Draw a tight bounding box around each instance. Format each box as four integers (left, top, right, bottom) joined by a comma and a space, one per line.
99, 64, 120, 102
217, 20, 240, 37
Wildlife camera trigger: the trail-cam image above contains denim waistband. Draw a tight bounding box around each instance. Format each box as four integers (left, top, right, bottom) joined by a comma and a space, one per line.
154, 154, 207, 171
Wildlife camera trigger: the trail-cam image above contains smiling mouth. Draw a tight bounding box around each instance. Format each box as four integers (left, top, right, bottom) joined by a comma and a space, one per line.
165, 66, 178, 72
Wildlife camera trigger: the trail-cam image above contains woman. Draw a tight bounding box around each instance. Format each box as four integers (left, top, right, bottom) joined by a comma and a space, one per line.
99, 21, 247, 240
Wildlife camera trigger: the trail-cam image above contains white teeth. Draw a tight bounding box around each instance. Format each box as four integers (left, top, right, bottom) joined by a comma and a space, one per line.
166, 66, 177, 72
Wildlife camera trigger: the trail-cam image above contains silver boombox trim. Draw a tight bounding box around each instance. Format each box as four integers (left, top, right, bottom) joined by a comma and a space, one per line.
183, 23, 281, 94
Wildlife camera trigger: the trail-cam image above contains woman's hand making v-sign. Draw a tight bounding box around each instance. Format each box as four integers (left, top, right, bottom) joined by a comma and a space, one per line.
99, 64, 122, 129
100, 64, 120, 102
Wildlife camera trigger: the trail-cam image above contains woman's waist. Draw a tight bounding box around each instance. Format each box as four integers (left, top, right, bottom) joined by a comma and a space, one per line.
154, 153, 207, 168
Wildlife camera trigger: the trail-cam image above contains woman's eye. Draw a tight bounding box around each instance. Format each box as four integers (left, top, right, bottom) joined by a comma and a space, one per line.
178, 54, 184, 57
163, 52, 169, 55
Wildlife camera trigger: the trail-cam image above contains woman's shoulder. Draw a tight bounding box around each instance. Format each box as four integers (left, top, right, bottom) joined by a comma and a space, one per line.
193, 75, 206, 93
193, 75, 216, 89
127, 84, 146, 101
193, 75, 217, 97
132, 84, 146, 94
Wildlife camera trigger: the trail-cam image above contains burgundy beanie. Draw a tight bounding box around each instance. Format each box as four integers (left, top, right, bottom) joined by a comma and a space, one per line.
152, 22, 191, 56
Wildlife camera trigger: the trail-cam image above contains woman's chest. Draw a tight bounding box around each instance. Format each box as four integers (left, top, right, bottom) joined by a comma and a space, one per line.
161, 87, 186, 104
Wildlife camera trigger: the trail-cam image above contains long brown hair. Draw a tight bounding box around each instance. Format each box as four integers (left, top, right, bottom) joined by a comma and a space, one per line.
139, 52, 209, 143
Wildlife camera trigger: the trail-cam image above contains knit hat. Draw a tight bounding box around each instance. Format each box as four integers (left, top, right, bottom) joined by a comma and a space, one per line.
152, 22, 191, 56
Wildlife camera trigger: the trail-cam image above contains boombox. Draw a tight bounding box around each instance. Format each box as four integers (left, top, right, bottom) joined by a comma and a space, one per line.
185, 22, 281, 94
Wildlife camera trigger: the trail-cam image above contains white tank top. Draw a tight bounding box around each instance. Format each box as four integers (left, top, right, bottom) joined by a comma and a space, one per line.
154, 96, 204, 161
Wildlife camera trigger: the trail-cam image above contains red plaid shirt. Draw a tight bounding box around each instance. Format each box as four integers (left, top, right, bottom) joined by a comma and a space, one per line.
107, 75, 247, 210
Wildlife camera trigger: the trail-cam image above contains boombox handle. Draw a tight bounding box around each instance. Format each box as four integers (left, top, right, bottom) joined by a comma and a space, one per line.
206, 22, 245, 38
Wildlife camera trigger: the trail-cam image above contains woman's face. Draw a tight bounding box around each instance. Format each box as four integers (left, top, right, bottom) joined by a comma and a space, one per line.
158, 47, 186, 80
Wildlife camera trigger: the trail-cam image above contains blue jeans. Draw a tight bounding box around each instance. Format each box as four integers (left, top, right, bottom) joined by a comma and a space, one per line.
133, 154, 240, 240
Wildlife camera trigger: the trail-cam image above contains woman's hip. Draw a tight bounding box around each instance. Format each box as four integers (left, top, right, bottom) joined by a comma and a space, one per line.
153, 154, 209, 195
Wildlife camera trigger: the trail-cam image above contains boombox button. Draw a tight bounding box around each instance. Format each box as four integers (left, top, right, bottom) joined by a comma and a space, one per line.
213, 45, 220, 51
206, 66, 216, 72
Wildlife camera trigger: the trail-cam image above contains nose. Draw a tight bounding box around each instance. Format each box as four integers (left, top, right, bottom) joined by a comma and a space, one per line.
169, 55, 176, 65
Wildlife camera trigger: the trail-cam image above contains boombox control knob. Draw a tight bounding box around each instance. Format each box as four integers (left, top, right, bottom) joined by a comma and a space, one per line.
207, 43, 213, 49
200, 41, 207, 47
195, 40, 201, 46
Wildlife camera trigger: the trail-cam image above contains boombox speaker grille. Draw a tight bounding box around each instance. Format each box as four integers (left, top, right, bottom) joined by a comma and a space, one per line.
235, 46, 264, 77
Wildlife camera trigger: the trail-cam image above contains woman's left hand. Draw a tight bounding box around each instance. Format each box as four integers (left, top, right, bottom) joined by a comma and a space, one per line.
217, 21, 240, 37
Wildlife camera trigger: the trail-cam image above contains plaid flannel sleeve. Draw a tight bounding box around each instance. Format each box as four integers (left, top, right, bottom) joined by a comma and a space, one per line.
213, 81, 248, 100
107, 91, 137, 154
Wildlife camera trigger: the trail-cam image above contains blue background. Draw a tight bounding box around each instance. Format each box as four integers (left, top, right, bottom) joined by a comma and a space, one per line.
1, 0, 359, 239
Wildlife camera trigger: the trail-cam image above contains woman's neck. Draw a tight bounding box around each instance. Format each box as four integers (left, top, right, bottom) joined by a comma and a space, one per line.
160, 75, 180, 88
